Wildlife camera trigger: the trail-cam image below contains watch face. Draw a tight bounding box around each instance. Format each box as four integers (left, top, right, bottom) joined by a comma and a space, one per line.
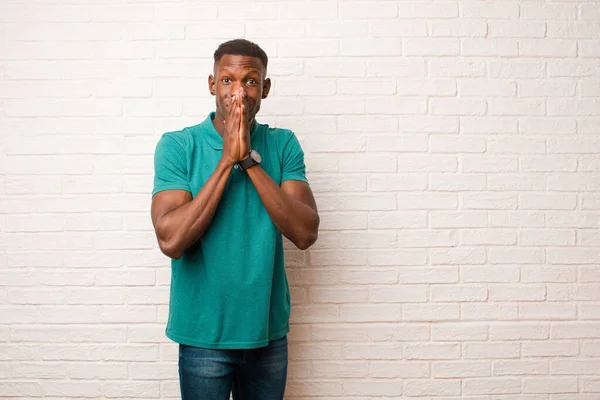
251, 150, 262, 163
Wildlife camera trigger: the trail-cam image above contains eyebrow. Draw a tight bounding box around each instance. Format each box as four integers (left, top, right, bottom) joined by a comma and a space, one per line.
219, 68, 261, 76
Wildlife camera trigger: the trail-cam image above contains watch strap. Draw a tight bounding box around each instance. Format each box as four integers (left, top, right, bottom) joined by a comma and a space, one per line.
238, 153, 257, 171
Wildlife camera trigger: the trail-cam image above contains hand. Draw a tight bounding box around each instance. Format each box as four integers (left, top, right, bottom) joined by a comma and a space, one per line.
238, 90, 252, 160
222, 92, 242, 166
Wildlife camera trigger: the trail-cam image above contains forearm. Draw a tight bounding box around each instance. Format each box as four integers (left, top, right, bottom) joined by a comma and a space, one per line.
246, 166, 319, 250
155, 160, 233, 259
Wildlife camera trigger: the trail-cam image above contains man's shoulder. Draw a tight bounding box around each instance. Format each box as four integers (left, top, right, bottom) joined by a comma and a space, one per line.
157, 123, 203, 149
258, 122, 297, 147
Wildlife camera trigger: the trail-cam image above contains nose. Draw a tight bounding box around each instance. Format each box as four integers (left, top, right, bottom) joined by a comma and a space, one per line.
232, 84, 246, 98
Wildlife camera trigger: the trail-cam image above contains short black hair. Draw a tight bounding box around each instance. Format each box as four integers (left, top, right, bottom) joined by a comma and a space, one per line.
214, 39, 268, 70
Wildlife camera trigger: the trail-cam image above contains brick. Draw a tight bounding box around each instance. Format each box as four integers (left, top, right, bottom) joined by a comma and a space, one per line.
462, 39, 518, 57
434, 361, 490, 378
519, 118, 576, 135
520, 303, 576, 320
462, 194, 518, 210
488, 248, 545, 264
431, 285, 488, 302
70, 362, 129, 379
465, 342, 520, 359
399, 3, 458, 18
310, 361, 369, 378
404, 343, 460, 360
548, 249, 600, 265
431, 98, 487, 116
369, 286, 427, 303
12, 362, 68, 379
278, 2, 338, 19
548, 60, 600, 77
338, 304, 400, 323
489, 99, 545, 116
341, 2, 397, 18
462, 303, 518, 321
368, 249, 427, 266
403, 379, 461, 396
523, 341, 578, 357
524, 378, 578, 394
430, 135, 486, 153
521, 156, 577, 172
519, 230, 575, 246
430, 211, 487, 228
548, 99, 600, 116
430, 174, 486, 191
462, 2, 519, 18
310, 323, 428, 342
431, 323, 489, 341
548, 22, 600, 39
490, 323, 549, 340
490, 61, 546, 78
103, 381, 160, 398
400, 267, 458, 284
397, 229, 457, 246
489, 285, 546, 301
522, 4, 577, 20
366, 96, 426, 115
523, 265, 576, 283
519, 79, 576, 97
463, 157, 518, 173
372, 20, 426, 37
430, 248, 487, 265
369, 212, 427, 229
309, 287, 368, 304
403, 304, 460, 321
344, 344, 402, 360
398, 155, 457, 172
520, 39, 577, 57
459, 79, 516, 96
343, 380, 402, 396
368, 59, 426, 77
309, 21, 368, 38
519, 194, 577, 210
287, 381, 342, 397
491, 211, 545, 228
430, 21, 487, 37
495, 360, 549, 375
338, 231, 397, 249
489, 21, 546, 38
371, 361, 429, 378
368, 173, 427, 191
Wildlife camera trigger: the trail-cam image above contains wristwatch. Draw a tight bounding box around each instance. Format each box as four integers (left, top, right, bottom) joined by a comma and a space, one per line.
237, 150, 262, 171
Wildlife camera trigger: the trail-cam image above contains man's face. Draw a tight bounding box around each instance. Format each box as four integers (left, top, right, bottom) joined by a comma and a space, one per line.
209, 54, 270, 121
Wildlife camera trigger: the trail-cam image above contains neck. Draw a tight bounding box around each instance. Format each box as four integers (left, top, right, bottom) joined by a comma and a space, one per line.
212, 111, 255, 137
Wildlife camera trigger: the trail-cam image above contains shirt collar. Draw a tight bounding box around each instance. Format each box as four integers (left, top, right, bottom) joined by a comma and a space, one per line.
200, 111, 259, 151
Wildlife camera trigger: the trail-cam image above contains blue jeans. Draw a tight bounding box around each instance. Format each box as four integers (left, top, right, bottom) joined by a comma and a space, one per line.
178, 335, 288, 400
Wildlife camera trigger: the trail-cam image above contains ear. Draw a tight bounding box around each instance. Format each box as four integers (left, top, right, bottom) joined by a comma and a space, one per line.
208, 74, 216, 96
262, 78, 271, 99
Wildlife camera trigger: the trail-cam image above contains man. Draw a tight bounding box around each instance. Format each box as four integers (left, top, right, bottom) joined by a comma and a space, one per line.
150, 38, 319, 400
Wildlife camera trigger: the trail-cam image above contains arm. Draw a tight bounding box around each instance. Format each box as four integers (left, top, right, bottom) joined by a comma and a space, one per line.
246, 166, 319, 250
151, 160, 234, 260
151, 93, 244, 260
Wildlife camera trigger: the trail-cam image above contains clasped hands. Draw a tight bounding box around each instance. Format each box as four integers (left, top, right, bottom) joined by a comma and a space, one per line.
222, 88, 253, 166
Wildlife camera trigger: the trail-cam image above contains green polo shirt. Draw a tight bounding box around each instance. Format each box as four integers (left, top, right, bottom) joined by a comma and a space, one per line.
152, 112, 307, 349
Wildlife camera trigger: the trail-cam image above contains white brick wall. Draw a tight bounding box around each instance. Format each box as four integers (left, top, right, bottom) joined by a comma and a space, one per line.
1, 0, 599, 398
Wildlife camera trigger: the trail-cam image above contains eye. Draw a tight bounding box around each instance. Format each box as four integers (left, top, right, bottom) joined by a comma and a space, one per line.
222, 77, 231, 84
247, 79, 257, 85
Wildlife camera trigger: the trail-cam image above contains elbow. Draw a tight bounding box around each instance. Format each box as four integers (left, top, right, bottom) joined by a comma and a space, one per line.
158, 239, 183, 260
295, 218, 319, 250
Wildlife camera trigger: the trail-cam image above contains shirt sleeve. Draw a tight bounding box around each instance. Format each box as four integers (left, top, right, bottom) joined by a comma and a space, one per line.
152, 133, 191, 196
280, 130, 308, 184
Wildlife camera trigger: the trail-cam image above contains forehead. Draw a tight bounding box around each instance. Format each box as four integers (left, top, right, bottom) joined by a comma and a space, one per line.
215, 54, 265, 75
